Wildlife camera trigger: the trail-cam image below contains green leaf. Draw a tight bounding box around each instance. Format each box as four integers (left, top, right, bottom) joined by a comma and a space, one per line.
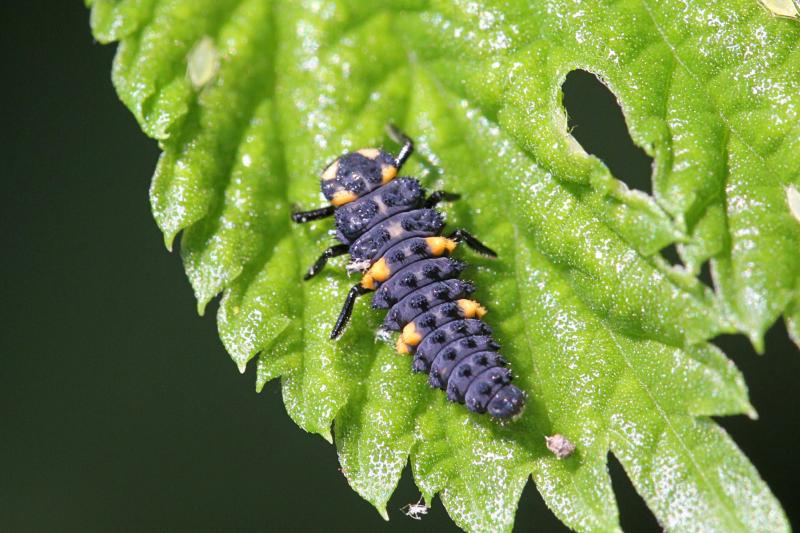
89, 0, 798, 531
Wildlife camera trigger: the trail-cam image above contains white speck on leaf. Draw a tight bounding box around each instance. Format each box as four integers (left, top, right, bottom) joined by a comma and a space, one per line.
786, 185, 800, 222
758, 0, 799, 18
187, 36, 219, 89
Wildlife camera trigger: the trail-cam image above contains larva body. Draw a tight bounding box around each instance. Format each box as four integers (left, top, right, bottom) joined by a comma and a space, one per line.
292, 128, 525, 420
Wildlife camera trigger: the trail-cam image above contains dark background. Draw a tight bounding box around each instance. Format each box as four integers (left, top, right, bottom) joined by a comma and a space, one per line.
1, 4, 798, 532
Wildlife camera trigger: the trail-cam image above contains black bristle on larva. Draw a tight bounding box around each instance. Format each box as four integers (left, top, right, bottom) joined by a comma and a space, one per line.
291, 126, 526, 420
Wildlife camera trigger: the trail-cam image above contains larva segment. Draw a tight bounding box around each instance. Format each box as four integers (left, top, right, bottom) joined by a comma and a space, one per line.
428, 336, 500, 389
446, 351, 509, 403
360, 235, 459, 290
464, 367, 514, 414
371, 258, 465, 309
412, 319, 492, 371
394, 301, 469, 354
334, 178, 424, 244
383, 279, 475, 331
348, 209, 445, 267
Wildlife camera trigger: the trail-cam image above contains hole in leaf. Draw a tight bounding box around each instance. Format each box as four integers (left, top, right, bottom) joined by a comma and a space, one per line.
516, 478, 571, 531
608, 453, 662, 531
698, 260, 713, 289
713, 321, 800, 528
562, 70, 654, 194
660, 243, 682, 267
389, 465, 458, 525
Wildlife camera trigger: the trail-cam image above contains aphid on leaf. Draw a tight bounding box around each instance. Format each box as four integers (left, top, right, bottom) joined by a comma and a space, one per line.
291, 125, 525, 420
402, 497, 429, 520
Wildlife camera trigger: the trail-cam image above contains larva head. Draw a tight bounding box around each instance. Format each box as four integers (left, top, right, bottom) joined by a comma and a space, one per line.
320, 148, 398, 206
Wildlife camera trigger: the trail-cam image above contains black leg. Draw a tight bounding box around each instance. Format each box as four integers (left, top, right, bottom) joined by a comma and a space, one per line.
331, 284, 371, 339
386, 123, 414, 170
292, 205, 335, 224
424, 190, 461, 208
448, 228, 497, 258
304, 244, 350, 280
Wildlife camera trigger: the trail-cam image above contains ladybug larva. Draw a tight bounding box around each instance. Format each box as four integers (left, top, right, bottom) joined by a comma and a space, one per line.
291, 125, 526, 420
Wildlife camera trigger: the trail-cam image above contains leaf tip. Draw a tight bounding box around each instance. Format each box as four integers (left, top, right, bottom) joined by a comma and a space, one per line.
163, 232, 176, 252
748, 331, 766, 355
786, 313, 800, 349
